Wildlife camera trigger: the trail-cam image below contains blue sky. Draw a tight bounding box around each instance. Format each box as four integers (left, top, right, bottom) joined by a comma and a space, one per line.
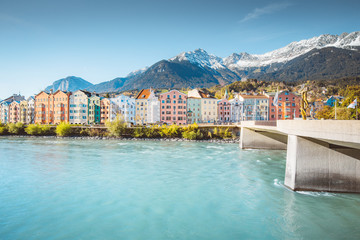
0, 0, 359, 98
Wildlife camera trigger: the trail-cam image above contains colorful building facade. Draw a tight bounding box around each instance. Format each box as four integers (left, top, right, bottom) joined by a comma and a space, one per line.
159, 90, 187, 125
266, 91, 301, 120
187, 97, 201, 124
35, 91, 50, 124
229, 95, 242, 123
100, 98, 111, 124
88, 95, 101, 124
9, 101, 20, 123
110, 95, 136, 124
135, 89, 160, 125
239, 94, 269, 121
53, 90, 71, 124
26, 97, 35, 124
188, 89, 217, 123
69, 90, 91, 124
217, 98, 231, 123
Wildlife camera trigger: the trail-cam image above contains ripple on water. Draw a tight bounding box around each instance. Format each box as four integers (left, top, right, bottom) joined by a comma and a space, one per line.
1, 137, 360, 240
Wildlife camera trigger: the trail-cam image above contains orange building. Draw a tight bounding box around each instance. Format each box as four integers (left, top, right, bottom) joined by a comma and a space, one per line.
35, 91, 51, 124
100, 98, 111, 124
35, 90, 71, 124
53, 90, 71, 124
267, 91, 301, 120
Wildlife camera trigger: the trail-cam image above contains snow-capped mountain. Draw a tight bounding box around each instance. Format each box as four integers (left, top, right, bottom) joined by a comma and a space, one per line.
42, 31, 360, 93
170, 48, 225, 70
170, 31, 360, 70
126, 66, 149, 78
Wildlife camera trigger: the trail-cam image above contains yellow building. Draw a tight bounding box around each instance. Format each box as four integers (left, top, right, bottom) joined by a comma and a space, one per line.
188, 89, 218, 123
19, 100, 28, 123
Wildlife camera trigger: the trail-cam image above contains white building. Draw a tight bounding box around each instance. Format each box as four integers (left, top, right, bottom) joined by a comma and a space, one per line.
135, 89, 160, 125
0, 101, 10, 124
238, 94, 269, 121
147, 94, 160, 124
110, 95, 136, 124
26, 96, 35, 124
69, 90, 91, 124
229, 95, 242, 123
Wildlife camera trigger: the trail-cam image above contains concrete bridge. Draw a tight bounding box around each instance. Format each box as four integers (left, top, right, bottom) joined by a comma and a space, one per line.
239, 120, 360, 193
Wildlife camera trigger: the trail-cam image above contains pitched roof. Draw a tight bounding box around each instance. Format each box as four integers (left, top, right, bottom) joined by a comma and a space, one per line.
239, 94, 268, 99
198, 90, 208, 98
136, 89, 151, 100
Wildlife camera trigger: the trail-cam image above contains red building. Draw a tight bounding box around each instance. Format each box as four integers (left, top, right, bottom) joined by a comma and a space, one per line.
266, 91, 301, 120
159, 90, 187, 125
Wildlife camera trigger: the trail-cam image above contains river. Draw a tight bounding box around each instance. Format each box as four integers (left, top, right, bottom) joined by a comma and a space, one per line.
1, 137, 359, 239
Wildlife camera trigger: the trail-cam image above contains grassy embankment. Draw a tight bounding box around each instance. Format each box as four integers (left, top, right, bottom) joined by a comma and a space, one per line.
0, 119, 236, 140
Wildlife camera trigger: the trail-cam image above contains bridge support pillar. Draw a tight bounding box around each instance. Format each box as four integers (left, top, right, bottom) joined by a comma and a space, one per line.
240, 127, 287, 150
285, 135, 360, 193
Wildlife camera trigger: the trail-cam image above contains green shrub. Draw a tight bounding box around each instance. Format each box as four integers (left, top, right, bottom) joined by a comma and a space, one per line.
7, 122, 25, 135
182, 129, 204, 140
25, 124, 42, 135
0, 126, 7, 135
105, 114, 127, 137
40, 125, 53, 135
86, 128, 104, 137
222, 128, 233, 139
181, 123, 204, 140
79, 128, 89, 136
55, 122, 73, 137
133, 127, 144, 138
160, 124, 180, 138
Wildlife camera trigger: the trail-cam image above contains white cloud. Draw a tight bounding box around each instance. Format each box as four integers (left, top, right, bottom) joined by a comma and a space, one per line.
239, 2, 292, 23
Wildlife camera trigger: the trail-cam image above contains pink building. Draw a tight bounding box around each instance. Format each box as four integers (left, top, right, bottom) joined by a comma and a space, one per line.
217, 99, 231, 123
160, 90, 187, 125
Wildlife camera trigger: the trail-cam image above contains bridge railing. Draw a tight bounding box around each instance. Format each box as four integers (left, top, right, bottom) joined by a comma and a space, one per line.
254, 120, 277, 127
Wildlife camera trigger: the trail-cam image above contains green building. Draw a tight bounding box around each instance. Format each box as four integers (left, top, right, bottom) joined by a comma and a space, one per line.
187, 97, 201, 124
88, 95, 101, 124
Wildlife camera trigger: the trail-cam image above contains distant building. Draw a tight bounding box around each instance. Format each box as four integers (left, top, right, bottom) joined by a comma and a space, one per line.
35, 91, 51, 124
217, 90, 231, 123
0, 94, 25, 124
34, 90, 71, 124
187, 97, 201, 124
324, 96, 344, 107
88, 95, 101, 124
26, 97, 35, 124
239, 94, 269, 121
9, 101, 20, 123
313, 99, 325, 118
159, 90, 187, 125
69, 90, 91, 125
188, 89, 217, 123
19, 100, 28, 123
53, 90, 71, 124
100, 98, 111, 124
110, 95, 136, 124
266, 91, 301, 120
135, 89, 160, 125
229, 95, 242, 123
0, 101, 10, 123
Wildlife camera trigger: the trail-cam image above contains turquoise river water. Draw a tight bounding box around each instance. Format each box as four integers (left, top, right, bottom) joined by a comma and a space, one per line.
1, 137, 360, 239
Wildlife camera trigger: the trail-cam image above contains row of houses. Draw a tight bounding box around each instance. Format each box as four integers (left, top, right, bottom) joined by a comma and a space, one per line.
0, 88, 302, 125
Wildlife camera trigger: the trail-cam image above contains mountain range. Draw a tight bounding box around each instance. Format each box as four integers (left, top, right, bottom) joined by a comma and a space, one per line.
45, 31, 360, 93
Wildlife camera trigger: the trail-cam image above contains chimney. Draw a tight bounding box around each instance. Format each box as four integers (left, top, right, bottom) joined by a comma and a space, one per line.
50, 89, 53, 94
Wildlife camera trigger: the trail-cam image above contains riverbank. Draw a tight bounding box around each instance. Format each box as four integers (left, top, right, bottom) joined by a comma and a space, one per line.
1, 135, 239, 144
0, 122, 239, 142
